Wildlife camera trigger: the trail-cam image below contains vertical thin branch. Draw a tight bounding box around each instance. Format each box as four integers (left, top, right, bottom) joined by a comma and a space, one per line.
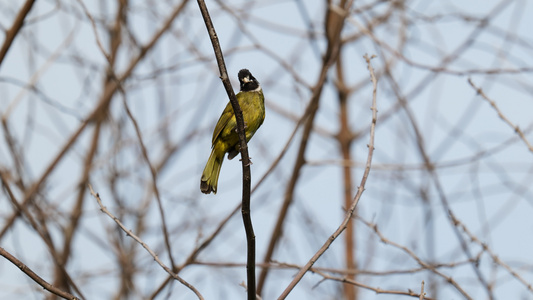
196, 1, 256, 299
333, 2, 357, 297
337, 63, 357, 300
420, 281, 426, 300
278, 54, 378, 299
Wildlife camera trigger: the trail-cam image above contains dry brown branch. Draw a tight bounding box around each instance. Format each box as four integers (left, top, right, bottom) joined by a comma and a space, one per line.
0, 247, 79, 300
1, 1, 532, 298
0, 0, 189, 239
88, 184, 204, 300
0, 166, 85, 298
379, 29, 495, 297
278, 53, 378, 299
190, 260, 435, 299
0, 0, 36, 66
334, 4, 357, 297
257, 2, 352, 294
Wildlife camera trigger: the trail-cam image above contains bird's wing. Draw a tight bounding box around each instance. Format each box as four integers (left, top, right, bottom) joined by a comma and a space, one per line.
211, 101, 234, 146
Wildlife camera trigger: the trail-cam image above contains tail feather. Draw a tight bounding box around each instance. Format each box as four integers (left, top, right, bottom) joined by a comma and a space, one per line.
200, 149, 223, 194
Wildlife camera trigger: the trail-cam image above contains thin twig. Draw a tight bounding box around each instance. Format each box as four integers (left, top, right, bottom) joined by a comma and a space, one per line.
358, 217, 473, 300
88, 184, 204, 300
314, 270, 433, 300
468, 78, 533, 153
278, 54, 379, 299
420, 281, 426, 300
450, 213, 533, 293
192, 260, 435, 299
121, 93, 176, 270
73, 0, 111, 63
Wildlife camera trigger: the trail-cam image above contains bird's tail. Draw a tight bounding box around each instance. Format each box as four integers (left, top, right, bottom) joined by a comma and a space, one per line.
200, 149, 224, 194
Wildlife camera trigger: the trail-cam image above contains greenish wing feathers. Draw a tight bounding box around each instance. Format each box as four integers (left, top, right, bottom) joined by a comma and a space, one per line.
211, 102, 234, 146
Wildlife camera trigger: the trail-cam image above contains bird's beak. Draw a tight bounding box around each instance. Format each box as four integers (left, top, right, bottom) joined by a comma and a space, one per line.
243, 76, 250, 83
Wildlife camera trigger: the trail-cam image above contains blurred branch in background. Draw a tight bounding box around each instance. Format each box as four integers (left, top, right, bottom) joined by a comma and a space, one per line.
88, 184, 204, 299
468, 78, 533, 153
278, 53, 379, 299
1, 0, 533, 299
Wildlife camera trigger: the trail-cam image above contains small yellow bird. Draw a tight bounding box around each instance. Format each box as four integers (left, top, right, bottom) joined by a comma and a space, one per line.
200, 69, 265, 194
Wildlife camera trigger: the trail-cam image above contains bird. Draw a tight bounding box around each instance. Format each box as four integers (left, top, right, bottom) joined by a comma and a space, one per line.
200, 69, 265, 194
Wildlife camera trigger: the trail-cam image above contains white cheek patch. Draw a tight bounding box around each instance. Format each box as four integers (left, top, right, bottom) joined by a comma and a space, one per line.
252, 85, 262, 92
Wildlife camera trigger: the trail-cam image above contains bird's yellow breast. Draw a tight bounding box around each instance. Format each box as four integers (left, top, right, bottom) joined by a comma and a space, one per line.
211, 89, 265, 154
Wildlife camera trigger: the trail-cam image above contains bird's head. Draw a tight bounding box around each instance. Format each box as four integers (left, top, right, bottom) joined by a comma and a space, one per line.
238, 69, 261, 92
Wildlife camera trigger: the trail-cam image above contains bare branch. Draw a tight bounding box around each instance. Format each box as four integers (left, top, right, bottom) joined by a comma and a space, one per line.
0, 247, 79, 300
278, 54, 379, 299
196, 1, 257, 299
468, 78, 533, 153
88, 184, 204, 300
0, 0, 36, 66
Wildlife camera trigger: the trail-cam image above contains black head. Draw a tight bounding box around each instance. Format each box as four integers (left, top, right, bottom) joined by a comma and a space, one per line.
238, 69, 260, 92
